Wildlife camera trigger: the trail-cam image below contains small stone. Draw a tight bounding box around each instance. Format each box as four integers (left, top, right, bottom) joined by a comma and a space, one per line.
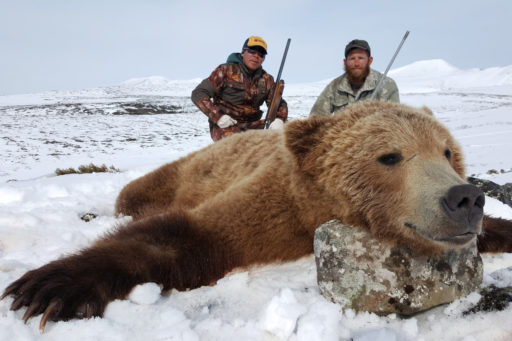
314, 220, 483, 315
80, 213, 97, 222
463, 285, 512, 315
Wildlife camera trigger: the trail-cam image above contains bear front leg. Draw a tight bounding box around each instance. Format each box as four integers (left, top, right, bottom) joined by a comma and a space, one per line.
2, 211, 237, 330
478, 215, 512, 253
2, 246, 141, 330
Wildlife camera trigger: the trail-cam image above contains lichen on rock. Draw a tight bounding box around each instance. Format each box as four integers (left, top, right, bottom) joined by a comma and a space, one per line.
314, 220, 483, 315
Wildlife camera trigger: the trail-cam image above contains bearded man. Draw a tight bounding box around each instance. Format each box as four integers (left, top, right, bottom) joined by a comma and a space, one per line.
309, 39, 399, 116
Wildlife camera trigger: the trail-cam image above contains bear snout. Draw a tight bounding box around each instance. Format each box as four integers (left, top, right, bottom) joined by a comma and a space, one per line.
441, 184, 485, 238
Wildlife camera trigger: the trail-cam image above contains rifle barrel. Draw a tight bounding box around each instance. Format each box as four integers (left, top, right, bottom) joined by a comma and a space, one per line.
275, 38, 291, 84
370, 30, 410, 100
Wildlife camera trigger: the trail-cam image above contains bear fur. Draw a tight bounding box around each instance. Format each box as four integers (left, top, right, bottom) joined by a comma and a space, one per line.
3, 102, 512, 329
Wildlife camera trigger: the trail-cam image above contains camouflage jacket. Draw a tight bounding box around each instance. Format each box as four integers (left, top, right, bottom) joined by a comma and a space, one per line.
191, 53, 288, 132
309, 68, 399, 116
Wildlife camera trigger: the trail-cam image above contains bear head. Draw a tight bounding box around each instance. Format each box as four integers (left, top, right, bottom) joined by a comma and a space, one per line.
285, 102, 484, 254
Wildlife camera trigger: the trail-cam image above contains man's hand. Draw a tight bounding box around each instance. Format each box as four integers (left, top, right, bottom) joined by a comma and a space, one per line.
217, 115, 238, 128
269, 118, 284, 130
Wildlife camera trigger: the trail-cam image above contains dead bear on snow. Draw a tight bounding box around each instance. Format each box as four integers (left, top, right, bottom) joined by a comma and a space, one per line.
3, 101, 512, 330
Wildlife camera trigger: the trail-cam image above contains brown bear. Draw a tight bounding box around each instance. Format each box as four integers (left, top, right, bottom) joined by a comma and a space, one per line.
2, 102, 512, 330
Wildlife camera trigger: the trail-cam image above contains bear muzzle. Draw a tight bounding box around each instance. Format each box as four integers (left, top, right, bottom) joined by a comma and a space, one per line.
439, 184, 485, 245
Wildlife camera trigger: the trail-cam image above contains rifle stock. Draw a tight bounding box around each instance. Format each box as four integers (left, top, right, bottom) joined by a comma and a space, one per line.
264, 80, 284, 129
264, 38, 291, 129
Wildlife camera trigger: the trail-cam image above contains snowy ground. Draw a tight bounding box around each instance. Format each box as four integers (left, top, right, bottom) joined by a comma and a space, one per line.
1, 60, 512, 340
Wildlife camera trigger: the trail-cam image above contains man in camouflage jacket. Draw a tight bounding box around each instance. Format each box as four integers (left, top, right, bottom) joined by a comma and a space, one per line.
192, 36, 288, 141
309, 39, 399, 117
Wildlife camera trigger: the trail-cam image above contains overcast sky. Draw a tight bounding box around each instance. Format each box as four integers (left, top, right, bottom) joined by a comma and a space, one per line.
1, 0, 510, 95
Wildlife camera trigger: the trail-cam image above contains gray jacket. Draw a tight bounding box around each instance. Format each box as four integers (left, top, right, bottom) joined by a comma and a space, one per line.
309, 68, 399, 116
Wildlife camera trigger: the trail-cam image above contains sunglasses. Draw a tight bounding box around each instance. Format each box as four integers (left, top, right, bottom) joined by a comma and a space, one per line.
245, 48, 266, 59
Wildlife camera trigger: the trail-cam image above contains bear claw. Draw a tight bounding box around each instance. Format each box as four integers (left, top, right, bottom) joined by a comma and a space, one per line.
39, 300, 62, 331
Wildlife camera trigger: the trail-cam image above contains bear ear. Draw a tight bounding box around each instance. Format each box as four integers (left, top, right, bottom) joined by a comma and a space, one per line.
284, 116, 332, 173
420, 106, 434, 116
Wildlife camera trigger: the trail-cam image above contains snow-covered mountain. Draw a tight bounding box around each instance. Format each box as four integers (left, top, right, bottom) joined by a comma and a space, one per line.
390, 59, 512, 93
1, 60, 512, 340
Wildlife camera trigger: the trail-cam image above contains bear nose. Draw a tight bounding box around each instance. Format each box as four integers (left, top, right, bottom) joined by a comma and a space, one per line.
441, 184, 485, 230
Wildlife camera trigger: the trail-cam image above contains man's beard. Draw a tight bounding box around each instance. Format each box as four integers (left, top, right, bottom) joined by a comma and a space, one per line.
344, 63, 370, 86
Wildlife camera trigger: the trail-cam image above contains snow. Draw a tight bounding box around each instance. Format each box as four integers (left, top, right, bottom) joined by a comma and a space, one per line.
128, 283, 162, 305
1, 59, 512, 340
389, 59, 512, 93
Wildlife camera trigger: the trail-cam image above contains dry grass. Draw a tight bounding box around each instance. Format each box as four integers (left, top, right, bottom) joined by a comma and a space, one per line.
55, 163, 120, 176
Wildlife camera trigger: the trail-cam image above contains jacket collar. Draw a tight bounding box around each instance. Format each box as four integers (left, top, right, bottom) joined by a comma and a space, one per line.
226, 52, 264, 79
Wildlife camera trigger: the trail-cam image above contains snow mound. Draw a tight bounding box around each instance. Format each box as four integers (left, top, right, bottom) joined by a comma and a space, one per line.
391, 59, 459, 78
390, 59, 512, 93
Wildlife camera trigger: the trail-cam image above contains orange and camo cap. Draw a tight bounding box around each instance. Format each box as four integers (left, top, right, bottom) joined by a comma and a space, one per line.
243, 36, 267, 55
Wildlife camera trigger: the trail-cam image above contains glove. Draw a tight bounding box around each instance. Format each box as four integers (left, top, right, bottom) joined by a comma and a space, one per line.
217, 115, 238, 128
268, 118, 284, 130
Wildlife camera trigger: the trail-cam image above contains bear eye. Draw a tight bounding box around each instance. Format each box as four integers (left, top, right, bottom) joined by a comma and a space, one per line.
378, 153, 403, 166
444, 148, 451, 160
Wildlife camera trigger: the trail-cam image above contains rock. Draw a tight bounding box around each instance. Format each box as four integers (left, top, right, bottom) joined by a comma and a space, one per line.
467, 176, 512, 208
463, 285, 512, 315
113, 102, 182, 115
314, 220, 483, 315
80, 213, 97, 222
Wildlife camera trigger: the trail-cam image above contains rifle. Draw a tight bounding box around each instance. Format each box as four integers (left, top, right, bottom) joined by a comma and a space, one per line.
370, 30, 410, 101
264, 38, 291, 129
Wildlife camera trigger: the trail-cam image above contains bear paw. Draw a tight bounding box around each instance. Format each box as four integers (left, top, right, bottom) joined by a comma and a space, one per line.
1, 263, 108, 331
